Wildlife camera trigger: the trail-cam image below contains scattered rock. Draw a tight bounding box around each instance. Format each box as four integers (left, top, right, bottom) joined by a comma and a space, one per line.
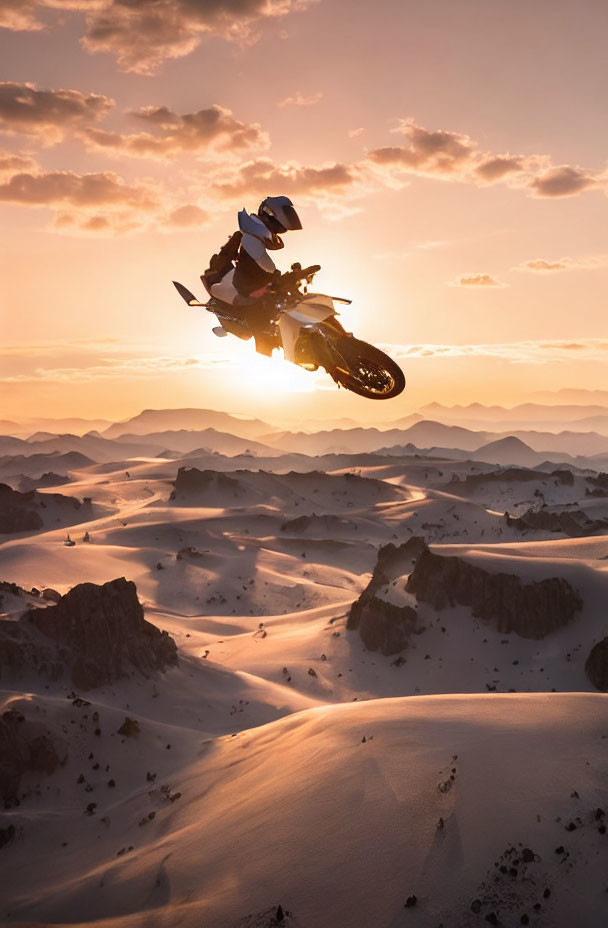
585, 637, 608, 691
117, 717, 140, 737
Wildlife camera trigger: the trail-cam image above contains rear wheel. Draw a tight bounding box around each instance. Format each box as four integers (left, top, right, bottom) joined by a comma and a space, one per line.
326, 335, 405, 399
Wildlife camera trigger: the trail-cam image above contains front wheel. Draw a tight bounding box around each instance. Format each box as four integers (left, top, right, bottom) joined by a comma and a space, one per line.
326, 335, 405, 399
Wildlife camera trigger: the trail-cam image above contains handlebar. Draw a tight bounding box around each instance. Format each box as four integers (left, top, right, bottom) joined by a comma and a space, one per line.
277, 263, 321, 290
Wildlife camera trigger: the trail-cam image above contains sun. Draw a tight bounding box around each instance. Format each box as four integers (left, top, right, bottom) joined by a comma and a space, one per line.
230, 339, 325, 395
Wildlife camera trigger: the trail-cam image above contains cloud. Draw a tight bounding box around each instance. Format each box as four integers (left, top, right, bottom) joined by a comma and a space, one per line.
1, 352, 238, 384
1, 2, 314, 73
8, 336, 607, 384
278, 91, 323, 108
166, 204, 209, 227
0, 0, 44, 30
0, 335, 127, 358
474, 155, 526, 182
0, 1, 99, 30
383, 338, 608, 365
514, 254, 608, 273
449, 273, 504, 288
0, 169, 157, 210
0, 147, 37, 174
528, 164, 599, 197
368, 119, 478, 178
210, 157, 361, 200
366, 118, 604, 200
82, 104, 268, 159
51, 210, 144, 235
0, 81, 114, 143
53, 0, 309, 74
517, 258, 570, 272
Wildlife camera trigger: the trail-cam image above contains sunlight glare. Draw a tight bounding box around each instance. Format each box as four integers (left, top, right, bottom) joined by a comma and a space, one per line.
230, 340, 325, 396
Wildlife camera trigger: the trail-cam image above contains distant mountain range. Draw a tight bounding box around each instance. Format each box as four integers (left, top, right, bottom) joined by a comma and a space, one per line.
419, 402, 608, 434
1, 407, 608, 472
113, 428, 281, 457
263, 419, 608, 460
2, 417, 112, 437
102, 408, 270, 440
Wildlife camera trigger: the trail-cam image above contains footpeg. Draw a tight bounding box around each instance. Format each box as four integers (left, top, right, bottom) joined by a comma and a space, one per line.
212, 326, 228, 337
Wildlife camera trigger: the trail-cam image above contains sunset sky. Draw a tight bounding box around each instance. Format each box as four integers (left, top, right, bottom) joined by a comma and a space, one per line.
1, 0, 607, 425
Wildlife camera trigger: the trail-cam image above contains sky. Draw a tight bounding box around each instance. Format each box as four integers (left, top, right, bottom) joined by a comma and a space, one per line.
1, 0, 607, 426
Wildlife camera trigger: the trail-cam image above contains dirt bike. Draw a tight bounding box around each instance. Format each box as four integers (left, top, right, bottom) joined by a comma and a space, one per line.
173, 263, 405, 400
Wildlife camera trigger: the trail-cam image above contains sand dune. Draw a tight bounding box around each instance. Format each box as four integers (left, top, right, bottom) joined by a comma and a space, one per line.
1, 410, 607, 927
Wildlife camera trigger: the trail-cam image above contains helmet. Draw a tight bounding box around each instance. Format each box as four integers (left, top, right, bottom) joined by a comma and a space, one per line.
257, 195, 302, 235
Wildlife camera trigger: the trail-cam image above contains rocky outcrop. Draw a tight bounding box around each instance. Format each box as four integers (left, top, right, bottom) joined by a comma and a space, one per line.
585, 472, 608, 497
281, 514, 352, 533
550, 469, 575, 486
0, 708, 66, 808
171, 467, 242, 500
347, 537, 426, 655
348, 596, 419, 655
406, 549, 582, 638
1, 578, 177, 689
0, 484, 43, 532
0, 482, 90, 534
0, 580, 32, 610
448, 467, 573, 495
18, 472, 70, 492
505, 507, 608, 537
585, 638, 608, 691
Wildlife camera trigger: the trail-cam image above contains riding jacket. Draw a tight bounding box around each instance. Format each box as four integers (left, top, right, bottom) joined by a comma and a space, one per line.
202, 210, 284, 306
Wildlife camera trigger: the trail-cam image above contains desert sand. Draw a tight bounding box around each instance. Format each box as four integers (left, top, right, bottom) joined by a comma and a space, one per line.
1, 407, 607, 928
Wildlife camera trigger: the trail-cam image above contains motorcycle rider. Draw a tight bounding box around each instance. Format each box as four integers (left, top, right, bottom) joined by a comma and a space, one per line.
201, 196, 302, 351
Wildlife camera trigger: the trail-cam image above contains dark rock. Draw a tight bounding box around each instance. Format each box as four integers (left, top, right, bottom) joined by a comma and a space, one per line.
506, 507, 608, 537
586, 472, 608, 491
0, 711, 66, 807
1, 578, 177, 689
448, 467, 558, 495
406, 549, 582, 638
176, 546, 205, 560
0, 823, 16, 849
347, 538, 426, 655
118, 717, 140, 737
0, 484, 43, 533
18, 472, 70, 492
0, 482, 90, 535
281, 514, 351, 533
171, 467, 243, 501
585, 638, 608, 691
404, 895, 417, 908
349, 596, 418, 655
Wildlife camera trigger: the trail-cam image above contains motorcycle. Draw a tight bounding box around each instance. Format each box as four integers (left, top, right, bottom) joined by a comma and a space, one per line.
173, 263, 405, 400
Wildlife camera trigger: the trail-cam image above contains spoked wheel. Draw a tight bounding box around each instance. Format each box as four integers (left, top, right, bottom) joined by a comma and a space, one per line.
328, 335, 405, 399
